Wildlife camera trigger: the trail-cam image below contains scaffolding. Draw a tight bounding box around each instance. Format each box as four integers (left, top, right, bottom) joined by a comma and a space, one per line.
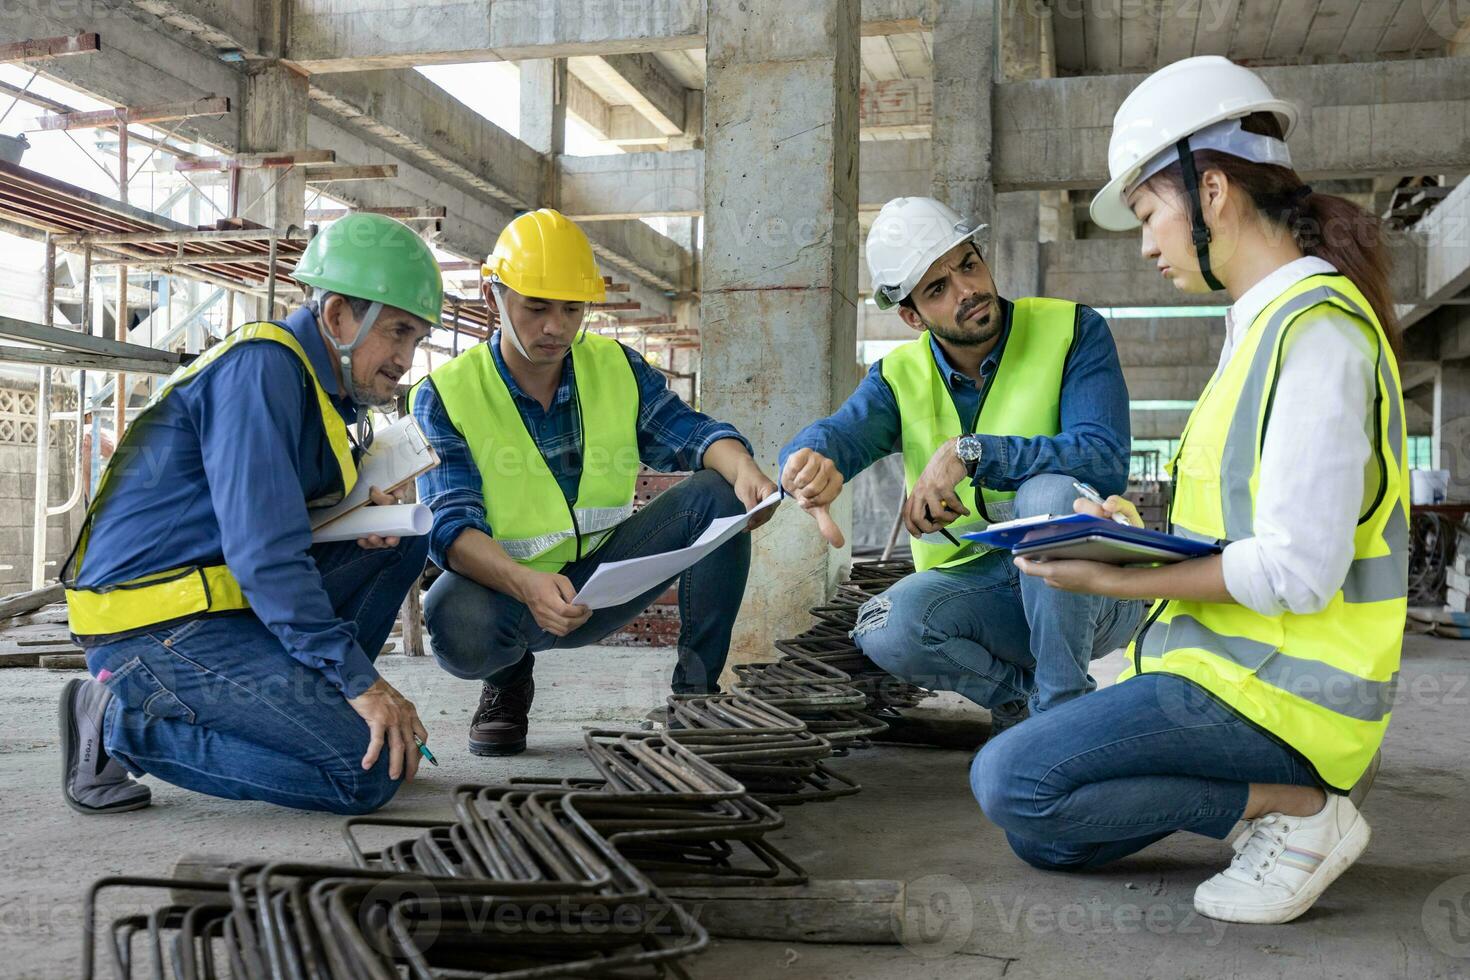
0, 155, 320, 589
0, 62, 696, 592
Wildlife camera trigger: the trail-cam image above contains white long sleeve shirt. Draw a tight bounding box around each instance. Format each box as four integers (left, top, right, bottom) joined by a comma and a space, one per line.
1214, 257, 1379, 617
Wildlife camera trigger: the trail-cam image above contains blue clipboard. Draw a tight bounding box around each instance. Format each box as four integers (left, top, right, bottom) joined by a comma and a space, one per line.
963, 514, 1220, 565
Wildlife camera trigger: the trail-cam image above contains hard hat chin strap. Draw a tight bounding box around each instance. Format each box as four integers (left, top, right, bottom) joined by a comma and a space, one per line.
317, 299, 384, 406
1175, 136, 1226, 292
491, 279, 592, 355
489, 280, 536, 362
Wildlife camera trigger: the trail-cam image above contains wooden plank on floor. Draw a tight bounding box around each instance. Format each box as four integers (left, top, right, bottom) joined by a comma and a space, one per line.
0, 584, 63, 620
667, 881, 906, 944
0, 605, 70, 627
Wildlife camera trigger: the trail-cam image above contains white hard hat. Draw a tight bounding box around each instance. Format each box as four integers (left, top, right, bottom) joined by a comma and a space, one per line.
866, 196, 987, 310
1089, 56, 1298, 231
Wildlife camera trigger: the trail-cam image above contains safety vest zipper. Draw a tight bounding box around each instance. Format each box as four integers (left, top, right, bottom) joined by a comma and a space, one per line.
967, 356, 1001, 524
567, 495, 584, 562
1132, 600, 1167, 676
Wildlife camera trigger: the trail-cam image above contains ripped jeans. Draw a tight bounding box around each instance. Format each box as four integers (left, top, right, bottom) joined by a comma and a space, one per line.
853, 474, 1143, 713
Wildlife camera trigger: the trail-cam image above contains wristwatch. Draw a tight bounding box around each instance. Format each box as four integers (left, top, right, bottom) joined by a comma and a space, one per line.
955, 435, 983, 477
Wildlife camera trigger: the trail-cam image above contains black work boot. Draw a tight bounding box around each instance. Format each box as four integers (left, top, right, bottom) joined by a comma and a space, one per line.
988, 698, 1031, 737
468, 675, 534, 757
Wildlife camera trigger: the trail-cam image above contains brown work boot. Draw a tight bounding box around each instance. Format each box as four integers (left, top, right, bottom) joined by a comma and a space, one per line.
468, 676, 534, 757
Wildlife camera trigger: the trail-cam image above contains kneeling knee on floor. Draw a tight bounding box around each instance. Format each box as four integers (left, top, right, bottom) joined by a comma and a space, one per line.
970, 743, 1044, 830
332, 768, 400, 815
1009, 843, 1096, 873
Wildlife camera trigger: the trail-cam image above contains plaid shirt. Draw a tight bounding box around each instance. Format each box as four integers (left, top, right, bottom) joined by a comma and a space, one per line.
413, 331, 751, 570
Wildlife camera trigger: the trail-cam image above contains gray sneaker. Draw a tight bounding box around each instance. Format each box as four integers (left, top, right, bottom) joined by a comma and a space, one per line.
989, 698, 1031, 736
59, 678, 151, 815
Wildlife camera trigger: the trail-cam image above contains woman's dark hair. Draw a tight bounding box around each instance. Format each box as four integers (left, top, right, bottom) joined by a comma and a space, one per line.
1146, 111, 1400, 350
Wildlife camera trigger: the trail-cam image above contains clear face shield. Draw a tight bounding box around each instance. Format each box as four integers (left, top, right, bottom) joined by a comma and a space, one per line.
488, 278, 594, 360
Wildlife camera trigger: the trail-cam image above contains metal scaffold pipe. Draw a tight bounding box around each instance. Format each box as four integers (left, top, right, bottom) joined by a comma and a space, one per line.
30, 234, 54, 589
47, 245, 91, 521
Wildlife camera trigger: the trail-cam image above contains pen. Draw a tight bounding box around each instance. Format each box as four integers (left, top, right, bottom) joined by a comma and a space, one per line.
923, 504, 963, 546
413, 734, 439, 767
1072, 481, 1134, 526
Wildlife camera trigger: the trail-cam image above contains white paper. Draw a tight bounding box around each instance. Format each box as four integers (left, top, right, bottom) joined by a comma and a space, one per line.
982, 512, 1061, 533
309, 415, 439, 530
311, 503, 433, 543
572, 492, 781, 609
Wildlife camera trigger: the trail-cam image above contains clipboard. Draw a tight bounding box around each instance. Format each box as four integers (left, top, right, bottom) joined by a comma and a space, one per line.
963, 514, 1220, 566
309, 414, 440, 530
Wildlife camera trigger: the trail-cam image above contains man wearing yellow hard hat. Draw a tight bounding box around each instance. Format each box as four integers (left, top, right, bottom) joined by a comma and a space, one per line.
59, 212, 441, 815
412, 208, 777, 757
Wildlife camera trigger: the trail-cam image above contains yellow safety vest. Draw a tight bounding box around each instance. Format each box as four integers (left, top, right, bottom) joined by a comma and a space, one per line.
64, 323, 358, 639
414, 332, 640, 572
880, 298, 1079, 571
1119, 274, 1408, 791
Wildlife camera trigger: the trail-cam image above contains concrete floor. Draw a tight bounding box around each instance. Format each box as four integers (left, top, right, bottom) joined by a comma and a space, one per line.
2, 636, 1467, 978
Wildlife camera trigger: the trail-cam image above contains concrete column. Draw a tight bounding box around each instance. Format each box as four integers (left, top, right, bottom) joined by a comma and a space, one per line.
931, 0, 995, 229
239, 63, 308, 229
238, 62, 307, 321
520, 58, 568, 205
990, 0, 1045, 298
1038, 191, 1074, 242
701, 0, 860, 667
668, 90, 704, 151
992, 191, 1040, 298
1434, 360, 1470, 499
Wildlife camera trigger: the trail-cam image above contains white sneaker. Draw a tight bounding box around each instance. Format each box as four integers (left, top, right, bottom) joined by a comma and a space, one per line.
1194, 794, 1370, 924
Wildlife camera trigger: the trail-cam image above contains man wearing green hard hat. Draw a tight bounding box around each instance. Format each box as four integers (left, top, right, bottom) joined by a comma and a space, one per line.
58, 212, 441, 816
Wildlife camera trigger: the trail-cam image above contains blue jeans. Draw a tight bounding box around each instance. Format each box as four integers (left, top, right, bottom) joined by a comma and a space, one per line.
424, 469, 750, 695
83, 535, 429, 814
971, 672, 1323, 870
853, 473, 1144, 713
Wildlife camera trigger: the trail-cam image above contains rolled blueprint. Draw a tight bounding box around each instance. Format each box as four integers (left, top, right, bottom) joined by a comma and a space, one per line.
311, 503, 432, 544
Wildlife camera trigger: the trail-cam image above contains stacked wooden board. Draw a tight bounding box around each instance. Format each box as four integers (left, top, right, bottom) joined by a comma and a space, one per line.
0, 584, 85, 669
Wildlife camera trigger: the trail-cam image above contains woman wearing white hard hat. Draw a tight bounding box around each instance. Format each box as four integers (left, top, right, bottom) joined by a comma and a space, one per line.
972, 55, 1407, 926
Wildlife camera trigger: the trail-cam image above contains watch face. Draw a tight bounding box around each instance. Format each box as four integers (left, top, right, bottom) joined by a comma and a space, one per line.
957, 437, 982, 462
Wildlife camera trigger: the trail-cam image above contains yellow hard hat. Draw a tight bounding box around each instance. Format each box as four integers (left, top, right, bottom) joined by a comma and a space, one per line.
482, 208, 606, 304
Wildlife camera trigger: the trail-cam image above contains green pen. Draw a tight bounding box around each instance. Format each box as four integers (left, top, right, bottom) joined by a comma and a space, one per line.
413, 734, 439, 767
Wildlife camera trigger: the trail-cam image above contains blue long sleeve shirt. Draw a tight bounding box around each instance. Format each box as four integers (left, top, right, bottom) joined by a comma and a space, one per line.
780, 299, 1132, 495
413, 330, 752, 571
74, 305, 380, 697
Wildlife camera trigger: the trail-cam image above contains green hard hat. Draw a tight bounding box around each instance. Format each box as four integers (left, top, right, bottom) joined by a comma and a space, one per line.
293, 212, 443, 326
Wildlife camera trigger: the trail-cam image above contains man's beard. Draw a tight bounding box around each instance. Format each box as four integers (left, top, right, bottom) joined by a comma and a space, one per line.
350, 376, 398, 410
928, 293, 1000, 347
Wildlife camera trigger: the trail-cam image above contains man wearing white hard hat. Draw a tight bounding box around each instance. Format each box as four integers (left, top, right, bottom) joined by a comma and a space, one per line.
780, 195, 1141, 731
974, 56, 1407, 927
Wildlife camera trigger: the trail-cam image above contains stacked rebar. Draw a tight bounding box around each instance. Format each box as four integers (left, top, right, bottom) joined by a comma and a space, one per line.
81, 558, 923, 979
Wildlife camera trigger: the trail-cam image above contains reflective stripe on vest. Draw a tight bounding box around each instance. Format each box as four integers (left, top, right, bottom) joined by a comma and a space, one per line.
64, 322, 357, 638
880, 298, 1078, 571
417, 332, 640, 573
1121, 274, 1408, 791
